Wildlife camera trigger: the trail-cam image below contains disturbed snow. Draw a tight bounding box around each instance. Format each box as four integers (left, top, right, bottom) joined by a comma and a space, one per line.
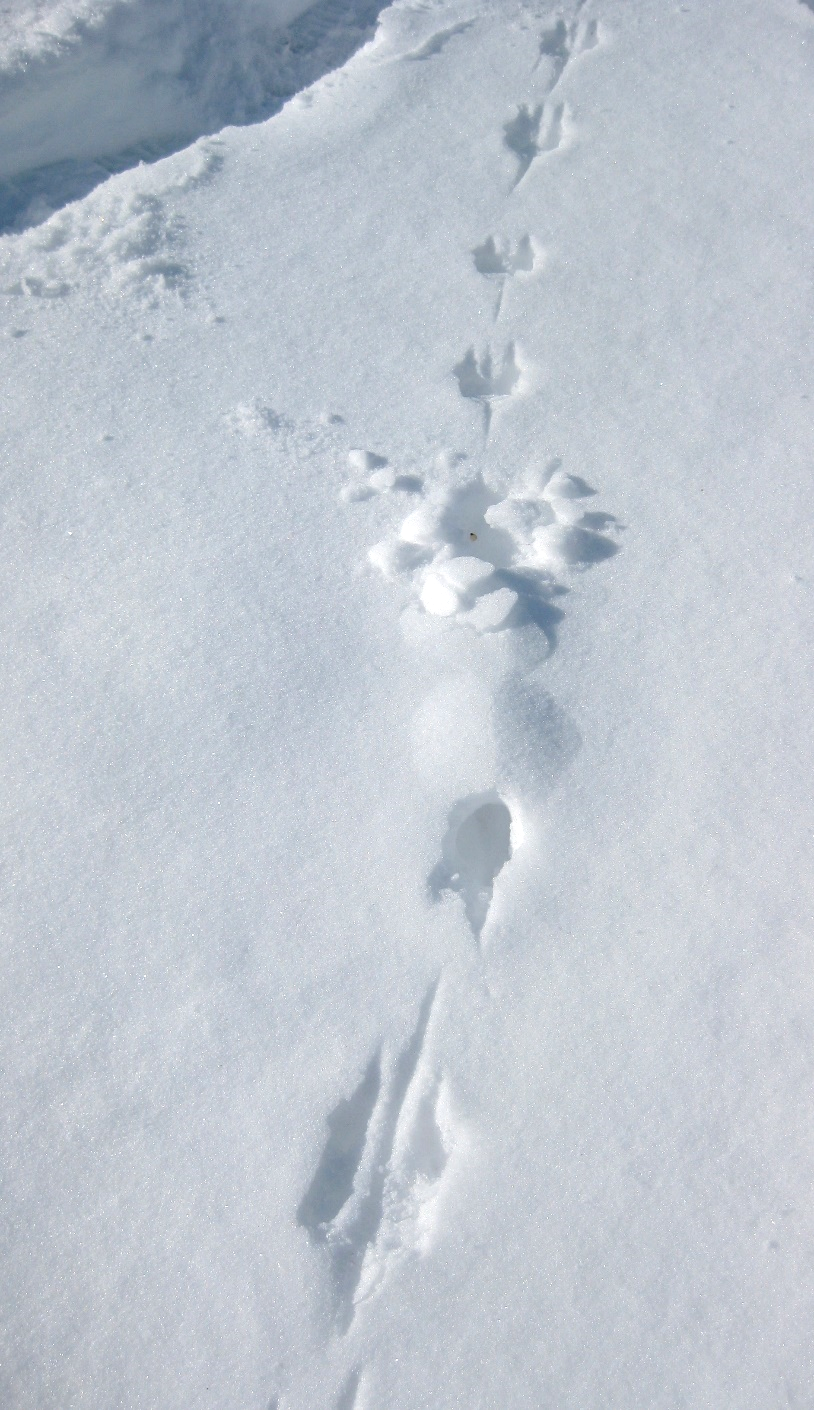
2, 0, 814, 1407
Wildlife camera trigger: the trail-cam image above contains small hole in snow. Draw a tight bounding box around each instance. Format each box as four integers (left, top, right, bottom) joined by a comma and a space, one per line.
429, 791, 515, 938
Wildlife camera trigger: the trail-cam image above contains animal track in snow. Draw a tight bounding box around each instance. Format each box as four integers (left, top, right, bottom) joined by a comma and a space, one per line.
367, 460, 617, 641
429, 792, 515, 937
473, 234, 536, 277
536, 16, 569, 80
504, 101, 568, 189
297, 981, 452, 1331
472, 235, 540, 319
534, 12, 598, 84
453, 343, 523, 432
504, 103, 542, 186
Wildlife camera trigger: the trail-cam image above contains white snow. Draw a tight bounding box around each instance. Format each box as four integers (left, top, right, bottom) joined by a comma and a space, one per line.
0, 0, 388, 231
2, 0, 814, 1406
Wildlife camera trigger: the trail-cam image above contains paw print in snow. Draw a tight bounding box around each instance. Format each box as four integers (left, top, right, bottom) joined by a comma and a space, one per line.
472, 236, 542, 319
453, 343, 524, 432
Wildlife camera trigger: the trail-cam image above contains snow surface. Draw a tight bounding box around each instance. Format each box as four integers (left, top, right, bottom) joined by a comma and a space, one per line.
2, 0, 814, 1406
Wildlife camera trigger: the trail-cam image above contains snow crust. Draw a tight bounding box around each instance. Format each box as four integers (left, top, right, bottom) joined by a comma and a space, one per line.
2, 0, 814, 1406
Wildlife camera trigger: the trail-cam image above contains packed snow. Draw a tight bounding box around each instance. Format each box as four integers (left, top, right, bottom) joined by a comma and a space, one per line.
2, 0, 814, 1406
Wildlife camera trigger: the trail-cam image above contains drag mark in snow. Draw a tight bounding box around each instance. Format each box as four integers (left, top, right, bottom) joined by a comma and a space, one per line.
429, 792, 514, 938
472, 234, 540, 320
365, 462, 617, 644
297, 1054, 382, 1233
405, 21, 475, 61
539, 102, 567, 155
298, 981, 453, 1331
336, 1367, 363, 1409
354, 1073, 458, 1309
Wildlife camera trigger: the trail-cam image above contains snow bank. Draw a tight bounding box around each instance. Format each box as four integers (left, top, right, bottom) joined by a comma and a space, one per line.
0, 0, 387, 230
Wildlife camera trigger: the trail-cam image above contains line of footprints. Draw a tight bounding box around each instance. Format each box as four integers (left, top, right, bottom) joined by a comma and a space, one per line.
296, 9, 612, 1405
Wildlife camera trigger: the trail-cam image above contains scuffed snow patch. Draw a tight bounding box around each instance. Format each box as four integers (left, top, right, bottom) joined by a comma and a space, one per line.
1, 137, 222, 302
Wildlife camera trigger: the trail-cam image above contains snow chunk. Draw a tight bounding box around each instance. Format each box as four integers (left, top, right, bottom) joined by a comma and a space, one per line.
467, 588, 518, 633
485, 497, 553, 539
368, 539, 431, 580
544, 469, 594, 499
348, 449, 388, 473
420, 571, 461, 617
400, 504, 445, 548
437, 556, 496, 594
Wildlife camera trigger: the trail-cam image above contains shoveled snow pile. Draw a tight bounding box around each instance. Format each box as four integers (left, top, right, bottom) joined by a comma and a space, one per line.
2, 0, 814, 1407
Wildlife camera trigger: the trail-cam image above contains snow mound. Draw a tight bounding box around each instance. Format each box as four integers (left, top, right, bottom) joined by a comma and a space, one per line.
356, 459, 619, 641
